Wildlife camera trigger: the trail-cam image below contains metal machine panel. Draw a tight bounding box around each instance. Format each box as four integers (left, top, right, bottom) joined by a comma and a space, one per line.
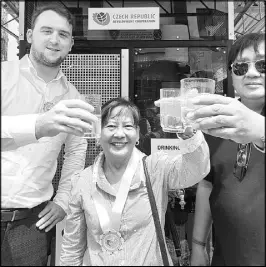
52, 53, 121, 191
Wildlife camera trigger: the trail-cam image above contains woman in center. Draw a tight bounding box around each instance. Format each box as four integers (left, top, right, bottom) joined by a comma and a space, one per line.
60, 97, 210, 266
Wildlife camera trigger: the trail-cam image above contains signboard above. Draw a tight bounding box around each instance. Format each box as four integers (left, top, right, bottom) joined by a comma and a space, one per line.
88, 7, 160, 30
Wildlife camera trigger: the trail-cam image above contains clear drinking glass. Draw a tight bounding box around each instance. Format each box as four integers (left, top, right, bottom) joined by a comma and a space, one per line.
83, 94, 101, 139
181, 78, 216, 96
180, 78, 215, 127
160, 88, 186, 133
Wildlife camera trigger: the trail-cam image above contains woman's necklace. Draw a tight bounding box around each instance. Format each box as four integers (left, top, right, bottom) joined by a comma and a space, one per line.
92, 149, 139, 255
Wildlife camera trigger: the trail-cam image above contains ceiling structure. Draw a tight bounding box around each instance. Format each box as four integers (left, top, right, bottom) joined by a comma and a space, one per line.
234, 0, 265, 37
1, 0, 265, 41
1, 0, 19, 41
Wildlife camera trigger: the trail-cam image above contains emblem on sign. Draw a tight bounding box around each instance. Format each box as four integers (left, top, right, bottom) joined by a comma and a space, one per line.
93, 12, 110, 26
99, 230, 124, 254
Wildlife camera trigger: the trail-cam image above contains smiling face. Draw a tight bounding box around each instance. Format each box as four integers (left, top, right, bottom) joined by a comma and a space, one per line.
100, 106, 140, 162
232, 41, 265, 102
26, 10, 74, 67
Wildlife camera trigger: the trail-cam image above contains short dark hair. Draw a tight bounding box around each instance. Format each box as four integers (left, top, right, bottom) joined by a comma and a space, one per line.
228, 32, 265, 70
101, 98, 140, 128
31, 3, 74, 30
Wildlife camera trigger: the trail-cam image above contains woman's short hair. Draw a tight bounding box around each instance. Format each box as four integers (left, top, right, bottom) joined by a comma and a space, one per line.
31, 3, 74, 30
228, 32, 265, 70
101, 98, 140, 128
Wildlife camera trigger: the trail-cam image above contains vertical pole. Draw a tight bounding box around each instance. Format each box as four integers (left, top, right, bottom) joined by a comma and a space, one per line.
227, 2, 235, 98
228, 1, 234, 40
121, 49, 129, 99
19, 0, 26, 59
226, 40, 235, 98
129, 47, 135, 101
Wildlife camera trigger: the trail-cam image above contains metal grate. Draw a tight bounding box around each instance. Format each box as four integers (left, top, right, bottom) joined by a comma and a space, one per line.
24, 1, 36, 32
197, 9, 228, 37
24, 1, 36, 54
52, 53, 121, 192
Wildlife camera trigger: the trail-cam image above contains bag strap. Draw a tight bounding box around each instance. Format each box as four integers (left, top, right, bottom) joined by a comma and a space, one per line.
166, 205, 181, 258
142, 156, 170, 266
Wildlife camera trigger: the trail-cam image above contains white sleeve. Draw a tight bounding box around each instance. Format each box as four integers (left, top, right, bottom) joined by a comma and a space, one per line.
1, 60, 38, 151
147, 131, 210, 190
53, 134, 87, 213
167, 131, 210, 189
60, 172, 87, 266
1, 114, 39, 151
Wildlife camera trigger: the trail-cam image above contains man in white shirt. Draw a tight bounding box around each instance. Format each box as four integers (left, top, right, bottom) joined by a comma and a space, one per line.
1, 3, 98, 266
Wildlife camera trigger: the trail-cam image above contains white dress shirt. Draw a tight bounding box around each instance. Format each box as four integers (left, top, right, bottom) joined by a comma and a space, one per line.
1, 55, 87, 211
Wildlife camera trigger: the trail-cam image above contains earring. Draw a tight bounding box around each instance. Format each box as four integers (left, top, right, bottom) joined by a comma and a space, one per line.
95, 138, 101, 146
136, 140, 139, 146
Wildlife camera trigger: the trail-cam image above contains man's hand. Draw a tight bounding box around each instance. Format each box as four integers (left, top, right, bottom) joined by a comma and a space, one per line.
35, 99, 99, 139
185, 94, 264, 144
36, 201, 66, 232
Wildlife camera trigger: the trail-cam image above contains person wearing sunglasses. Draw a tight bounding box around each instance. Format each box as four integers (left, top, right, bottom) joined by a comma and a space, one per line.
190, 32, 265, 266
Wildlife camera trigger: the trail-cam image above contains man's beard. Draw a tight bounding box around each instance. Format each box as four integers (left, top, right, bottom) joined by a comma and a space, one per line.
31, 45, 66, 67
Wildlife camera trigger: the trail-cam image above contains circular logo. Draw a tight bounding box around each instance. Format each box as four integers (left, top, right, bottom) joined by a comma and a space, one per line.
99, 230, 124, 254
93, 12, 111, 26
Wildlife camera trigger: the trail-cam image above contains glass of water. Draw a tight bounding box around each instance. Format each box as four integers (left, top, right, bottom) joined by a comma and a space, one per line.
83, 94, 101, 139
181, 78, 216, 96
180, 78, 215, 127
160, 88, 186, 134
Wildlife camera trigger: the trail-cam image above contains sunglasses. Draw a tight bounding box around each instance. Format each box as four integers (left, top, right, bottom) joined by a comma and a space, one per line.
231, 59, 265, 76
233, 143, 252, 182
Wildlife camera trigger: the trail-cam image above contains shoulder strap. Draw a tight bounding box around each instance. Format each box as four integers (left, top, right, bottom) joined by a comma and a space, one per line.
142, 156, 170, 266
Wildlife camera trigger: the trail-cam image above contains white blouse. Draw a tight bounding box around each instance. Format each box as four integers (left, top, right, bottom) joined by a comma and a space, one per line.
60, 131, 210, 266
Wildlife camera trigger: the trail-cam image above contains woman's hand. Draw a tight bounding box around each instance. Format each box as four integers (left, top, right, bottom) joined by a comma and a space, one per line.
191, 245, 210, 266
177, 126, 196, 140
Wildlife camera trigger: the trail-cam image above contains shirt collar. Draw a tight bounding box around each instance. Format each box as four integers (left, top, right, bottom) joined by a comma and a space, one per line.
20, 54, 68, 88
94, 150, 146, 197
